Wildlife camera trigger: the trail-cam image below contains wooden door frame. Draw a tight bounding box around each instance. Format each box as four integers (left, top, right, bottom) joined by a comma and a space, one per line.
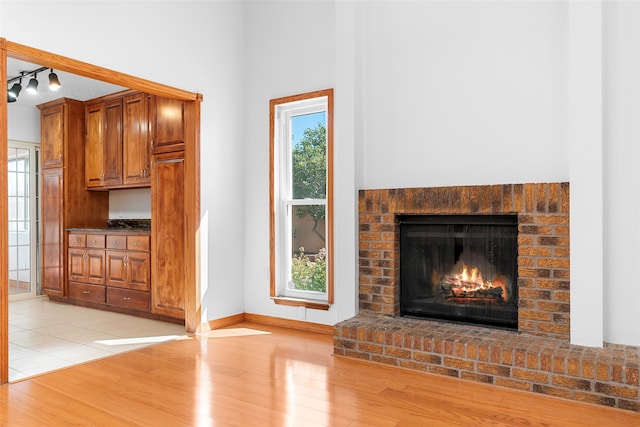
0, 38, 202, 384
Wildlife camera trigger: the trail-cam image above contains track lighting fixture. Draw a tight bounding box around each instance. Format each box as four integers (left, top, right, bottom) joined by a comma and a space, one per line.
7, 79, 22, 102
6, 66, 62, 102
48, 69, 61, 91
26, 74, 39, 94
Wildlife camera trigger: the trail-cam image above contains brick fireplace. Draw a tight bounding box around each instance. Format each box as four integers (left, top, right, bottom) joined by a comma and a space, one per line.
333, 183, 640, 411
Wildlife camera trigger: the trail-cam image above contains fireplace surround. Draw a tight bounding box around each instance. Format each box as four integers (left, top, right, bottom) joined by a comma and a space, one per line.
334, 183, 640, 412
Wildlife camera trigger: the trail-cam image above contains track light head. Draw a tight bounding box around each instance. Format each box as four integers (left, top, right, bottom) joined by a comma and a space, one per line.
48, 69, 61, 91
26, 75, 39, 94
8, 80, 22, 101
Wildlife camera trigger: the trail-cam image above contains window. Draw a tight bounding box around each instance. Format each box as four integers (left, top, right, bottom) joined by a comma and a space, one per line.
270, 89, 333, 309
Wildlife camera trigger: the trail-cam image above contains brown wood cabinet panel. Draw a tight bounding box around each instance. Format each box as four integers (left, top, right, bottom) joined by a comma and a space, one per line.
86, 234, 105, 248
39, 98, 109, 300
106, 235, 127, 250
68, 247, 105, 285
41, 168, 64, 296
151, 151, 185, 319
40, 104, 64, 168
127, 235, 150, 251
123, 92, 151, 185
69, 282, 106, 304
86, 249, 106, 285
84, 103, 104, 188
68, 234, 86, 248
68, 248, 88, 283
107, 288, 150, 311
106, 250, 150, 292
104, 99, 123, 186
127, 252, 151, 291
149, 96, 185, 154
105, 250, 127, 288
85, 99, 123, 188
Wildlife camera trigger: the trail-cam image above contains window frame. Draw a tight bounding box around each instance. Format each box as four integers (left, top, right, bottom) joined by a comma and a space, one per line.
269, 89, 334, 310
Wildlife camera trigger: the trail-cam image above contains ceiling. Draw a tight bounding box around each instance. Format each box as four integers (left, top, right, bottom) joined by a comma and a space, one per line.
7, 57, 127, 109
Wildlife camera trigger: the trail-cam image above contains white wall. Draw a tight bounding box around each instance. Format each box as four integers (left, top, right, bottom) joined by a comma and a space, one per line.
1, 1, 247, 323
7, 104, 40, 143
361, 1, 569, 189
108, 188, 151, 219
602, 1, 640, 346
242, 1, 354, 324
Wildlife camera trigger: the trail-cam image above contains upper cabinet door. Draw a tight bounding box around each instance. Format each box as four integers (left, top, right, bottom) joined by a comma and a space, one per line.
85, 99, 123, 189
103, 99, 123, 186
149, 95, 185, 154
85, 102, 106, 188
123, 93, 151, 185
40, 104, 65, 168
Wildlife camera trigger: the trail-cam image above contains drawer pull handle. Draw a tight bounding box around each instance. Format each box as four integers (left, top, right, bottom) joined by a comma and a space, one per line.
134, 241, 141, 245
83, 290, 90, 295
113, 241, 120, 245
123, 297, 131, 301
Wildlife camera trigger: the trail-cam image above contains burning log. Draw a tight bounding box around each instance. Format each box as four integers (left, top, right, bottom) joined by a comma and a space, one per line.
438, 281, 505, 303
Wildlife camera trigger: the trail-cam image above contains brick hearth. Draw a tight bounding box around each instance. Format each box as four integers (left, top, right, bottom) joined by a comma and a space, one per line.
333, 183, 640, 411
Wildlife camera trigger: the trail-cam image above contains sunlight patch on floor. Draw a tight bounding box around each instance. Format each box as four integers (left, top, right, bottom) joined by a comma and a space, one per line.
94, 334, 189, 346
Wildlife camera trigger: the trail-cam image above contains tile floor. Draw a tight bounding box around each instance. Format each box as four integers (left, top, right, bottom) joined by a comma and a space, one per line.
9, 297, 187, 382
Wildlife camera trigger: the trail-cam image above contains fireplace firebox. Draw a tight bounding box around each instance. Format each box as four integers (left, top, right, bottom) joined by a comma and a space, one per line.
399, 214, 518, 329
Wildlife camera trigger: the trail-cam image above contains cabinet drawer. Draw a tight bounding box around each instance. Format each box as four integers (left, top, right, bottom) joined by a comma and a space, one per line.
127, 235, 150, 251
69, 282, 106, 303
107, 288, 150, 311
106, 235, 127, 249
69, 234, 86, 247
86, 234, 106, 248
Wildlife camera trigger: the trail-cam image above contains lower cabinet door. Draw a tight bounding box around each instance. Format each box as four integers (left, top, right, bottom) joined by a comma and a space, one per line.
69, 282, 106, 303
107, 288, 150, 311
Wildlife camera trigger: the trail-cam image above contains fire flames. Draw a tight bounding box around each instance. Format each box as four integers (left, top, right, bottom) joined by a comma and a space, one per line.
440, 264, 508, 303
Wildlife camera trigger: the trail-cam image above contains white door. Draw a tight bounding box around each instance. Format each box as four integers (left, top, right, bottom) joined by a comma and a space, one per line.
8, 141, 39, 300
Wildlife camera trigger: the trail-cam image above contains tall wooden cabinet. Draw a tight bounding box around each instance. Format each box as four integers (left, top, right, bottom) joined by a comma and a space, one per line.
151, 96, 187, 320
38, 98, 109, 297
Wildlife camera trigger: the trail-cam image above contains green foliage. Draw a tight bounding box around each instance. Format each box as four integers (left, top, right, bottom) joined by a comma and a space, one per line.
292, 124, 326, 223
290, 247, 326, 292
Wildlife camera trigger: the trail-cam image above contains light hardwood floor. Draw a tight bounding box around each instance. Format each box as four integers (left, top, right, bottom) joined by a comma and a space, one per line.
1, 321, 639, 426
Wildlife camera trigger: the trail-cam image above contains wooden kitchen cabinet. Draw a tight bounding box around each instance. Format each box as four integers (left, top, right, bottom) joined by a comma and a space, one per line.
67, 232, 106, 303
123, 92, 151, 185
68, 231, 151, 312
85, 98, 123, 188
85, 90, 152, 189
41, 168, 64, 296
106, 234, 151, 292
40, 103, 65, 168
38, 98, 109, 298
151, 150, 185, 319
149, 95, 185, 154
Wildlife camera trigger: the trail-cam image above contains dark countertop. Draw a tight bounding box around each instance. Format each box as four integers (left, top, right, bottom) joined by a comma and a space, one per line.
67, 227, 150, 234
67, 218, 151, 233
